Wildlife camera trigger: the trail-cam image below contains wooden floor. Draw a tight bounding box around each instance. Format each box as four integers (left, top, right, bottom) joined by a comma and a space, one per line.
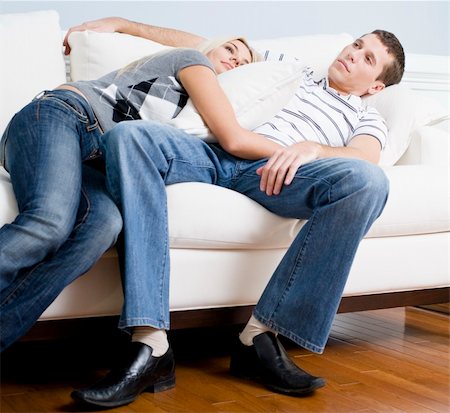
1, 307, 449, 412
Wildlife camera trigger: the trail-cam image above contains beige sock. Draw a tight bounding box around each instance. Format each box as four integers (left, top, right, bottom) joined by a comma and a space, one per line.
239, 315, 276, 346
131, 326, 169, 357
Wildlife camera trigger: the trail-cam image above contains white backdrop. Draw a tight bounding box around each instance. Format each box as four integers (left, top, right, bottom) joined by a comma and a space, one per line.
2, 1, 449, 56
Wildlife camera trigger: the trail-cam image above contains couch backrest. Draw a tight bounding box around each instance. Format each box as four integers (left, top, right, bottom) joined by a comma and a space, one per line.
0, 10, 67, 136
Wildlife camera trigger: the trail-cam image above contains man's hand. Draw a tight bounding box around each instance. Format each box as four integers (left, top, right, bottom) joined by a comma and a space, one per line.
63, 17, 127, 55
257, 142, 321, 196
256, 134, 382, 196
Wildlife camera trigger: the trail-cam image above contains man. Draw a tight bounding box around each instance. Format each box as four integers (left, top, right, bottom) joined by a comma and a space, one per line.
66, 17, 405, 408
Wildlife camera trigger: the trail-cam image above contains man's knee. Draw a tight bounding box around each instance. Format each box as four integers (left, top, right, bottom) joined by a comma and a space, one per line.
341, 159, 389, 207
354, 160, 388, 194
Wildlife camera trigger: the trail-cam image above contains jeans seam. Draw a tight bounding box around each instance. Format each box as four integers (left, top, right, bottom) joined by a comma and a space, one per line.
269, 209, 320, 321
0, 261, 45, 308
159, 198, 169, 327
72, 185, 91, 232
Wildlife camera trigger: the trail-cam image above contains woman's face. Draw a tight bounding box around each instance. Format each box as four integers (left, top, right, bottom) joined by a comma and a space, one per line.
206, 40, 252, 74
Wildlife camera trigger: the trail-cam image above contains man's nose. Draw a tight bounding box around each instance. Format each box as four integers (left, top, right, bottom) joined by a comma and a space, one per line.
348, 50, 361, 63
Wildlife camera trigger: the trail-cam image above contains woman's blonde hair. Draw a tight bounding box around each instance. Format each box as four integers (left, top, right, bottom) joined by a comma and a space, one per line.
196, 36, 263, 63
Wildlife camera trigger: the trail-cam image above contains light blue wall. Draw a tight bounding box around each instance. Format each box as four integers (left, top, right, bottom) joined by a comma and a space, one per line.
2, 1, 449, 56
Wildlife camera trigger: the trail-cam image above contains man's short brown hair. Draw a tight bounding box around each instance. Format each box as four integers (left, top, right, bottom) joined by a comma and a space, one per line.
370, 29, 405, 87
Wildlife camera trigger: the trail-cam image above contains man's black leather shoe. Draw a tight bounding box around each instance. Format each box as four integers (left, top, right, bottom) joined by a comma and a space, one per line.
230, 332, 325, 396
71, 342, 175, 408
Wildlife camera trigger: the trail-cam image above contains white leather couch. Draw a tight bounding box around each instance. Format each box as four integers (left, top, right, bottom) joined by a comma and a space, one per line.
1, 11, 449, 335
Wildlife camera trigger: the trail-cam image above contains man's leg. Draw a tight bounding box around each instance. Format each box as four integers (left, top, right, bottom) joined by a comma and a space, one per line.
0, 165, 122, 352
229, 157, 389, 394
72, 121, 230, 408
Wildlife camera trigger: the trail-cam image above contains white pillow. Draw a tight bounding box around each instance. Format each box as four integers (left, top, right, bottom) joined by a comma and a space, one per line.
250, 33, 353, 79
168, 33, 353, 141
69, 31, 173, 81
168, 61, 305, 141
363, 84, 449, 166
0, 10, 66, 135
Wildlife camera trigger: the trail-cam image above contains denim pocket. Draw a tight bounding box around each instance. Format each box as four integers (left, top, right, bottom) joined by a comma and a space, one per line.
40, 92, 90, 124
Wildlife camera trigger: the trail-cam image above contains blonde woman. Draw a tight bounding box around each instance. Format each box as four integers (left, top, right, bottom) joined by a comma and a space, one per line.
0, 36, 273, 352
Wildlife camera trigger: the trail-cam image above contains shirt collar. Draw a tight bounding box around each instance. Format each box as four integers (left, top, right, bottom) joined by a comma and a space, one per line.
319, 77, 362, 106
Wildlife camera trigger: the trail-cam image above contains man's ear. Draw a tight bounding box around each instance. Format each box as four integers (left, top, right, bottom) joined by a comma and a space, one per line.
367, 81, 386, 95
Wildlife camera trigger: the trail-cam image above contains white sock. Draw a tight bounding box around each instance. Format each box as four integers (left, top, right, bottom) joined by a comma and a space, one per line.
131, 327, 169, 357
239, 315, 276, 346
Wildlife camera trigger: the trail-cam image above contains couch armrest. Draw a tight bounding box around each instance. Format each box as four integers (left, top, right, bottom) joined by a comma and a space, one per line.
396, 123, 450, 166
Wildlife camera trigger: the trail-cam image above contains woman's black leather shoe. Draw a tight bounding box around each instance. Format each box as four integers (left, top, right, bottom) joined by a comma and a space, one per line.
71, 342, 175, 408
230, 332, 325, 396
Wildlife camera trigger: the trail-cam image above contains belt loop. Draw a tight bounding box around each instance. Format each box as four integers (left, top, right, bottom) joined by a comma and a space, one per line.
32, 90, 46, 101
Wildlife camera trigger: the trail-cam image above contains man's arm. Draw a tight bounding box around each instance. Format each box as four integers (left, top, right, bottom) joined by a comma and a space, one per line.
63, 17, 206, 54
257, 135, 382, 196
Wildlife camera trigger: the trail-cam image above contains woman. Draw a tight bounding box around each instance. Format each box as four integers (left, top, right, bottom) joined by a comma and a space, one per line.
0, 37, 273, 350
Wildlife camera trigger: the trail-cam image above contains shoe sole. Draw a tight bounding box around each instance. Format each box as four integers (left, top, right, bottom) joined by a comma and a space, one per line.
146, 375, 176, 393
266, 377, 326, 396
71, 375, 176, 408
231, 369, 326, 397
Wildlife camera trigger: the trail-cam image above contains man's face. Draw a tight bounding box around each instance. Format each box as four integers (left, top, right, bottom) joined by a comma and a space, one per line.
328, 34, 393, 97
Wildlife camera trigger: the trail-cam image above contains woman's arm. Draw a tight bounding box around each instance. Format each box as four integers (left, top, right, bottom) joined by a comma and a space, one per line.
64, 17, 205, 55
178, 65, 282, 160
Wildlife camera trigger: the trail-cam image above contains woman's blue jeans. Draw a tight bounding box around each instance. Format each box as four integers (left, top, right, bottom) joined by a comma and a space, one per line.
0, 90, 122, 351
0, 90, 104, 289
101, 121, 389, 354
0, 165, 122, 351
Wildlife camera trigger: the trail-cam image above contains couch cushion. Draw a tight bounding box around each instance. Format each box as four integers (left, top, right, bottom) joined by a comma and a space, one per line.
368, 165, 450, 238
363, 85, 449, 166
68, 31, 172, 81
0, 168, 18, 225
166, 183, 303, 248
0, 10, 66, 135
1, 164, 449, 248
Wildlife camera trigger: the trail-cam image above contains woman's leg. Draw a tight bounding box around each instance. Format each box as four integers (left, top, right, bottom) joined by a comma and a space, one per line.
0, 91, 102, 291
0, 165, 122, 352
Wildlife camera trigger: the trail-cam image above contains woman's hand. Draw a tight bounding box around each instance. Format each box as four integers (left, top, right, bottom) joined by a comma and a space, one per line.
257, 142, 321, 196
63, 17, 127, 55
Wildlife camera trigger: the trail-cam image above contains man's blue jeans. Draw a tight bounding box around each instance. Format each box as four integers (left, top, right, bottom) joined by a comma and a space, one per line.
101, 121, 389, 354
